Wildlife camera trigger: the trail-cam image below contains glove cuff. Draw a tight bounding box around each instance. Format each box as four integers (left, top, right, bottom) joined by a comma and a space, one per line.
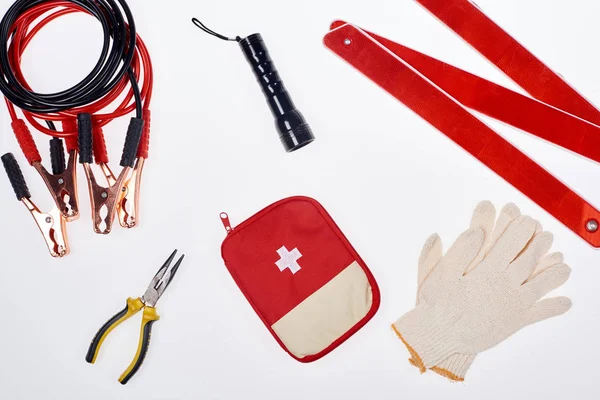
392, 305, 461, 369
392, 323, 426, 373
407, 354, 474, 382
431, 354, 475, 382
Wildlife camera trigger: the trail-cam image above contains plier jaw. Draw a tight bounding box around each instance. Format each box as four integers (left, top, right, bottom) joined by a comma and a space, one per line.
33, 148, 79, 222
142, 249, 185, 307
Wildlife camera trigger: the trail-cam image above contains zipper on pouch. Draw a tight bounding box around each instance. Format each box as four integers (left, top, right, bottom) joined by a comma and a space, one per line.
220, 212, 233, 234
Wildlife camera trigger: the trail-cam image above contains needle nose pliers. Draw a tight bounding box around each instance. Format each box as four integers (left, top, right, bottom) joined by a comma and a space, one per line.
85, 250, 184, 384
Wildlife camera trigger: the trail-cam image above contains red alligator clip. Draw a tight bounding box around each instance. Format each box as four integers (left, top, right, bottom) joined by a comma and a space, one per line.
77, 113, 145, 235
11, 119, 79, 222
1, 153, 69, 258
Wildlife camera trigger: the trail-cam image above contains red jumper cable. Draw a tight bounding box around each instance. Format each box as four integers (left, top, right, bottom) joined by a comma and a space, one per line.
1, 0, 153, 250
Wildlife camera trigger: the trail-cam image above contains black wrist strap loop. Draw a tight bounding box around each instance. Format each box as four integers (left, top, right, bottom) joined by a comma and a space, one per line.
191, 17, 241, 42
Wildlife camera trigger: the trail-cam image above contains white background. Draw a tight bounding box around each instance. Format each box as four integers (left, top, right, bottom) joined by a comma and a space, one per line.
0, 0, 599, 398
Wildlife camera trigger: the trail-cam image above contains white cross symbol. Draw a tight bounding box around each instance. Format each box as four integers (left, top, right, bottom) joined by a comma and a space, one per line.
275, 246, 303, 274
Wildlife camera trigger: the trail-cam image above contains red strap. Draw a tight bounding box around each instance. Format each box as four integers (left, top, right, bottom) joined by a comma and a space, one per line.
416, 0, 600, 124
324, 19, 600, 247
352, 28, 600, 164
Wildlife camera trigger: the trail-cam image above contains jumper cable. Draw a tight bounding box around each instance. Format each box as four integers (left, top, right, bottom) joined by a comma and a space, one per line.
0, 0, 153, 252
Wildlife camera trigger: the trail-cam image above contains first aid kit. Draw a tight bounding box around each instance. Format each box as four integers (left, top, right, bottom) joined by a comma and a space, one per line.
219, 196, 380, 362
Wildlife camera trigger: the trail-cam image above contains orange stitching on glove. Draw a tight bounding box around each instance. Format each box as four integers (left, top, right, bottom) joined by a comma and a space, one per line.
409, 357, 465, 381
391, 324, 425, 373
430, 366, 465, 382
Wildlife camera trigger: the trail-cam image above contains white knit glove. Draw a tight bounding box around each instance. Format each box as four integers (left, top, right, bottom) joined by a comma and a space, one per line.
395, 202, 572, 378
408, 201, 521, 380
409, 202, 567, 381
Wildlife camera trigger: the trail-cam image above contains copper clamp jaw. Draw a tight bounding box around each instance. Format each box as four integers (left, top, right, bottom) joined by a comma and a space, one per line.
22, 197, 69, 257
32, 148, 79, 222
2, 153, 69, 258
118, 157, 145, 228
78, 113, 145, 235
82, 162, 132, 235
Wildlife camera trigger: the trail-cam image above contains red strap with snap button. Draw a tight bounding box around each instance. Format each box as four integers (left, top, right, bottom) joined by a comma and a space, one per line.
324, 0, 600, 247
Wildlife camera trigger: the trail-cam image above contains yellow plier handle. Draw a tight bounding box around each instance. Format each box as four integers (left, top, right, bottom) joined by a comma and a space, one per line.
86, 298, 144, 364
85, 297, 160, 384
119, 306, 159, 384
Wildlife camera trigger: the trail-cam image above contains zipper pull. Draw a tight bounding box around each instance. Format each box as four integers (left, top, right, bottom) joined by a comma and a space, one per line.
220, 212, 233, 234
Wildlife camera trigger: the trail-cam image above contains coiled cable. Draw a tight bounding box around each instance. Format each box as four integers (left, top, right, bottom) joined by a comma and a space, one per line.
0, 0, 152, 137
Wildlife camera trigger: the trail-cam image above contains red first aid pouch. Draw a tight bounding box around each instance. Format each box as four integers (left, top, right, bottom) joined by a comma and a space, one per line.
220, 196, 380, 362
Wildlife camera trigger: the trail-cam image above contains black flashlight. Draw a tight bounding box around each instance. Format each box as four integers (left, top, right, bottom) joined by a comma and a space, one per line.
238, 34, 315, 152
192, 19, 315, 152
